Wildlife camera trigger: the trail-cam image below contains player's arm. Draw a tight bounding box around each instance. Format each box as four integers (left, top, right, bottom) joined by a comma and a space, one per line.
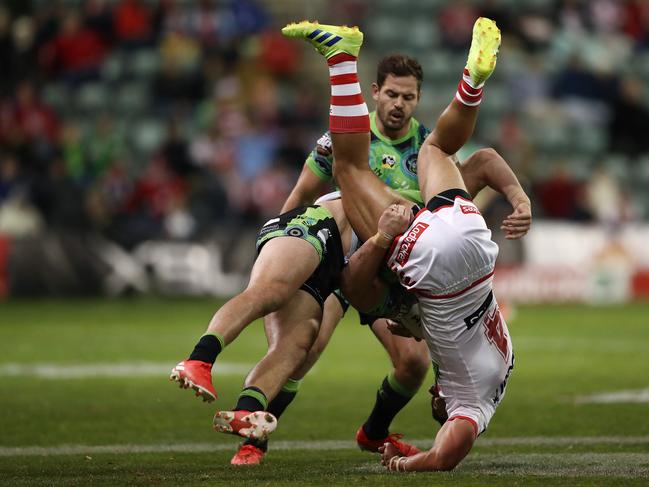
281, 133, 334, 213
281, 163, 328, 212
341, 205, 411, 312
458, 148, 532, 240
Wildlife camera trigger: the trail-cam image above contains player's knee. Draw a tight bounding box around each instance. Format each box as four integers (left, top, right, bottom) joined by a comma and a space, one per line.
394, 349, 429, 384
306, 337, 327, 363
245, 284, 291, 314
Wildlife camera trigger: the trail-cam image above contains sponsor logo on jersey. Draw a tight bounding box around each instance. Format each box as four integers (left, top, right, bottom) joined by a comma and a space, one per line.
381, 154, 396, 168
460, 204, 480, 215
403, 153, 418, 176
395, 222, 429, 266
463, 290, 494, 330
263, 217, 280, 227
286, 226, 306, 238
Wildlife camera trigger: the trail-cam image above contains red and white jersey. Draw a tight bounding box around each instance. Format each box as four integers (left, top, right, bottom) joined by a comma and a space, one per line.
386, 190, 514, 435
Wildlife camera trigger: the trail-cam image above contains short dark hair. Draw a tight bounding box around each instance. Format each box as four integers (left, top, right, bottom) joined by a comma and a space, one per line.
376, 54, 423, 91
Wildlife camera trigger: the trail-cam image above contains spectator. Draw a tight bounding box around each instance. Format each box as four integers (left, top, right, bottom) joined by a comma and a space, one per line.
438, 0, 479, 51
0, 153, 20, 202
39, 11, 107, 85
113, 0, 153, 49
534, 164, 592, 221
0, 81, 60, 169
85, 114, 123, 181
585, 165, 630, 224
609, 77, 649, 156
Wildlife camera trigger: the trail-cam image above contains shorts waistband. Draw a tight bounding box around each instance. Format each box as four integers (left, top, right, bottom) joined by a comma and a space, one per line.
426, 188, 472, 212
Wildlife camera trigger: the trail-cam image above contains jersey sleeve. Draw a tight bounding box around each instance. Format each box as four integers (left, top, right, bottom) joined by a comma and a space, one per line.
304, 131, 334, 182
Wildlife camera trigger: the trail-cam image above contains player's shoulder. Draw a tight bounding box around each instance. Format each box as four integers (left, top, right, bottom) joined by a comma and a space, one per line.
412, 117, 431, 140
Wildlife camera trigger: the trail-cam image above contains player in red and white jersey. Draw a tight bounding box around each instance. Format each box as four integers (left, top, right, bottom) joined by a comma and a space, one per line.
283, 18, 530, 472
386, 189, 513, 438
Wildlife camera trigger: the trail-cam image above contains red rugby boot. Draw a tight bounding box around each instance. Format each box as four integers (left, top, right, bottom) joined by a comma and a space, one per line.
230, 443, 266, 465
356, 426, 420, 456
213, 410, 277, 440
169, 359, 217, 403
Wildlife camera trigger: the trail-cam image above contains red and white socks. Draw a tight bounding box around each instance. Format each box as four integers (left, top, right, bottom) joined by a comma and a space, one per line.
327, 53, 370, 133
455, 68, 484, 107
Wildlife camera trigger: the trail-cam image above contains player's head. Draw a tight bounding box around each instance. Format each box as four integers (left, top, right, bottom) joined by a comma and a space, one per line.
372, 54, 423, 135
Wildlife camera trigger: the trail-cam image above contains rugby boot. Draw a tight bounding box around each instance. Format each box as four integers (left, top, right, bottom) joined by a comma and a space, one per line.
465, 17, 501, 86
169, 359, 217, 403
281, 21, 363, 60
213, 409, 277, 440
230, 443, 266, 465
355, 426, 421, 456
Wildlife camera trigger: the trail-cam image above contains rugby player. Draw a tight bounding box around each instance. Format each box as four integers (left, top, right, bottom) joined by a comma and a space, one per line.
231, 54, 432, 465
282, 17, 528, 471
169, 193, 425, 443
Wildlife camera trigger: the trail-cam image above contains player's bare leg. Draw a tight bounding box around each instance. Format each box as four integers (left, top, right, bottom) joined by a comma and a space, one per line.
241, 292, 321, 402
170, 237, 319, 402
231, 293, 345, 464
214, 290, 321, 441
371, 320, 429, 392
427, 18, 500, 156
290, 294, 345, 379
206, 238, 319, 343
333, 134, 407, 241
282, 21, 406, 242
417, 18, 500, 204
356, 318, 429, 456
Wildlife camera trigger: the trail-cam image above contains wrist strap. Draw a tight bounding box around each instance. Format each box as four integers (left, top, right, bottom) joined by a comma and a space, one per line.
373, 231, 394, 250
388, 456, 407, 472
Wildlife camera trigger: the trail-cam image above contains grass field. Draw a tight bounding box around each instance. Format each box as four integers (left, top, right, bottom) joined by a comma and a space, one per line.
0, 299, 648, 486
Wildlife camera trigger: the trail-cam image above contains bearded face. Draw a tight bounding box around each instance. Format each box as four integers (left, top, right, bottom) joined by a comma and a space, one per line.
372, 74, 420, 136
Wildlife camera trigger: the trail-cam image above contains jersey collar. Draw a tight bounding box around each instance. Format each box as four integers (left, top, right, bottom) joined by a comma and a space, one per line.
370, 111, 419, 146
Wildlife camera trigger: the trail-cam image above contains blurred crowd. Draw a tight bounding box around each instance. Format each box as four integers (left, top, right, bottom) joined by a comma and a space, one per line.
0, 0, 324, 248
435, 0, 649, 224
1, 1, 649, 250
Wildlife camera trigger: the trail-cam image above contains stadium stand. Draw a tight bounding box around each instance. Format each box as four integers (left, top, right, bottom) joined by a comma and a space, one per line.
1, 0, 648, 296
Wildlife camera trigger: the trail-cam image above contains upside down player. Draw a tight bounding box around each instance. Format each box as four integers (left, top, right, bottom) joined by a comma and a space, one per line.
283, 17, 528, 471
232, 53, 530, 464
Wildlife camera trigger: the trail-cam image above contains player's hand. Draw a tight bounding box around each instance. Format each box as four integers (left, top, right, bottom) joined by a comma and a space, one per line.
378, 204, 411, 239
379, 442, 402, 470
501, 201, 531, 239
386, 319, 422, 341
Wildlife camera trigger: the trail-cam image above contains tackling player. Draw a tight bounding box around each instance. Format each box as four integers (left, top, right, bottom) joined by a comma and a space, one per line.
231, 54, 432, 465
283, 17, 529, 471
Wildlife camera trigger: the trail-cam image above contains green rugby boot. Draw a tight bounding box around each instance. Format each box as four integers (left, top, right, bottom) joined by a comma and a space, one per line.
281, 21, 363, 60
465, 17, 501, 86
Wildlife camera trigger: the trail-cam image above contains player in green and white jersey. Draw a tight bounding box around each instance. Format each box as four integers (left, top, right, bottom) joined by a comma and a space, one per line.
232, 54, 432, 464
304, 110, 429, 206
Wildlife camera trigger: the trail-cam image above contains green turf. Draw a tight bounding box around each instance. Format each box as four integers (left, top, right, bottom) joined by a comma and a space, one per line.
0, 299, 648, 486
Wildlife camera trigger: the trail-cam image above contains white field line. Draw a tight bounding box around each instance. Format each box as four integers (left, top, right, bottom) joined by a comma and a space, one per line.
576, 388, 649, 404
1, 436, 649, 457
0, 362, 252, 379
